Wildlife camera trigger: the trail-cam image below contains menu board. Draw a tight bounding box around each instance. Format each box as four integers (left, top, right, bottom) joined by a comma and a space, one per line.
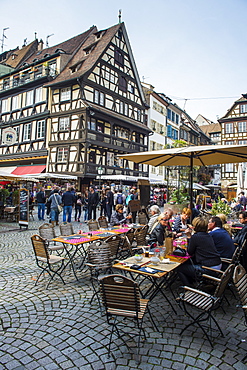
19, 188, 29, 228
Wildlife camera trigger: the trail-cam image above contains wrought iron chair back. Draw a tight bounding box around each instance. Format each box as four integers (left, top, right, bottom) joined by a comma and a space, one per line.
98, 216, 108, 228
39, 223, 56, 243
137, 211, 148, 225
59, 222, 74, 236
134, 225, 148, 246
88, 219, 99, 231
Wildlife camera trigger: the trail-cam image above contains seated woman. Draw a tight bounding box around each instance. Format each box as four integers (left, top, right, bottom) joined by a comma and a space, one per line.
177, 217, 221, 287
172, 208, 192, 237
147, 205, 161, 233
148, 212, 173, 248
110, 204, 132, 226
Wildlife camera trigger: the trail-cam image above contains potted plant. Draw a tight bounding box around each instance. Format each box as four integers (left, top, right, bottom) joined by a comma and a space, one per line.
211, 199, 231, 216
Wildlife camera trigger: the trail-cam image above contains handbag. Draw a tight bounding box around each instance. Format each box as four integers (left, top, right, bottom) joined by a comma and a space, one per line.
53, 194, 62, 213
173, 246, 186, 257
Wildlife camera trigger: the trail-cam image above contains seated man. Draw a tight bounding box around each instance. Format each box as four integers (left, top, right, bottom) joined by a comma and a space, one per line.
147, 205, 161, 233
208, 216, 235, 259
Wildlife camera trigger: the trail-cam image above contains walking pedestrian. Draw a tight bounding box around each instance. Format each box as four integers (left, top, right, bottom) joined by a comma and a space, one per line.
36, 187, 46, 221
88, 186, 99, 220
74, 192, 82, 222
48, 189, 62, 226
62, 187, 76, 223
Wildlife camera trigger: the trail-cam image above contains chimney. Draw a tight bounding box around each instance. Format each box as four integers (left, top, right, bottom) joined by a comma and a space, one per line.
38, 39, 44, 51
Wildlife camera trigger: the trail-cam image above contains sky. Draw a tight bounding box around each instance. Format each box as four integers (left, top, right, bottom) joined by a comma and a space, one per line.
1, 0, 247, 122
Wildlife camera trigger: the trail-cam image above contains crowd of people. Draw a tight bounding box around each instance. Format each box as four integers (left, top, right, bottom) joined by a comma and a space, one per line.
35, 185, 139, 226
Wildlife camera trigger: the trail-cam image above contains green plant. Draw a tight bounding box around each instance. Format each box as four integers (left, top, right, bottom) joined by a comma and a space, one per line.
211, 200, 231, 216
12, 190, 19, 205
169, 187, 189, 204
0, 188, 10, 204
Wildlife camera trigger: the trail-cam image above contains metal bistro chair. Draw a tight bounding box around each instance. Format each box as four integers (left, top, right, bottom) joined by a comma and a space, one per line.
59, 222, 75, 236
39, 223, 64, 255
133, 225, 148, 248
31, 235, 66, 289
85, 241, 113, 308
233, 264, 247, 362
99, 274, 158, 363
88, 219, 99, 231
98, 216, 108, 229
178, 263, 234, 347
137, 211, 148, 225
105, 234, 123, 260
119, 228, 136, 258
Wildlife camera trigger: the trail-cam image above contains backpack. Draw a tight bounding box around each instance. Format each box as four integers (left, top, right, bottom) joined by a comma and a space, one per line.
116, 193, 123, 204
125, 194, 133, 206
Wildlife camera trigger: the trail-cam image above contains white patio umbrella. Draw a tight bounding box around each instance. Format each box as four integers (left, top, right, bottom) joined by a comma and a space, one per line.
237, 163, 244, 198
119, 143, 247, 210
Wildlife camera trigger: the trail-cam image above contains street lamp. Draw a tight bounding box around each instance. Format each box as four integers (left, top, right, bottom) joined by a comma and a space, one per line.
97, 166, 104, 189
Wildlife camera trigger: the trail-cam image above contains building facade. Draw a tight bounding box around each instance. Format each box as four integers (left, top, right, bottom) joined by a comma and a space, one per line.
0, 23, 150, 187
219, 94, 247, 188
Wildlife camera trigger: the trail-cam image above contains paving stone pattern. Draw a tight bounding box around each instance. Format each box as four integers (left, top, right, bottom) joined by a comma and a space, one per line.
0, 209, 246, 369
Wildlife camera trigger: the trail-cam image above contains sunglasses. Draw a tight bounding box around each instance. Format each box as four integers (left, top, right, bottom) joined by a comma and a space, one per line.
160, 218, 169, 221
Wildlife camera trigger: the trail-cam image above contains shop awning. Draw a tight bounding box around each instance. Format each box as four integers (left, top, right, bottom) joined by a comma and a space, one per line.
12, 165, 46, 176
96, 174, 148, 182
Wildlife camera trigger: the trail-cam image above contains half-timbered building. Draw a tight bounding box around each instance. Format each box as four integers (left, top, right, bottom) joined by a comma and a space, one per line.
0, 28, 93, 175
45, 23, 150, 188
219, 94, 247, 187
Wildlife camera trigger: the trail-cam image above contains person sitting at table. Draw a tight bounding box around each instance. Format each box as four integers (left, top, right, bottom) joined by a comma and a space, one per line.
207, 216, 235, 259
148, 212, 173, 248
172, 208, 192, 237
177, 217, 221, 287
216, 213, 232, 236
147, 205, 161, 233
233, 211, 247, 270
110, 204, 132, 226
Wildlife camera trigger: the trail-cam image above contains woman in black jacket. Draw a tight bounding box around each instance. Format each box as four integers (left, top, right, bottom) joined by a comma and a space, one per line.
148, 212, 173, 248
177, 217, 221, 286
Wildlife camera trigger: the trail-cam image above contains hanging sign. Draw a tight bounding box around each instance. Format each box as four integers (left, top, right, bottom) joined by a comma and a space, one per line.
2, 127, 17, 146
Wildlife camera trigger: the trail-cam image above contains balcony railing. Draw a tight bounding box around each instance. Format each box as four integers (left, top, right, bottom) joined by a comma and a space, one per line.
0, 67, 57, 92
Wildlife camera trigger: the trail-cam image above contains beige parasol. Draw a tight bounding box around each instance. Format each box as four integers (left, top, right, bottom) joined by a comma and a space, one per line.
119, 144, 247, 209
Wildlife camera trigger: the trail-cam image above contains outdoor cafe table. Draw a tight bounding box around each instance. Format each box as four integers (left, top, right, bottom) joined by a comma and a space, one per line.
52, 227, 131, 280
113, 253, 189, 313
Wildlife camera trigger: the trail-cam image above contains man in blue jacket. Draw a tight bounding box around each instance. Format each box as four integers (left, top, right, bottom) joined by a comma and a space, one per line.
208, 216, 235, 259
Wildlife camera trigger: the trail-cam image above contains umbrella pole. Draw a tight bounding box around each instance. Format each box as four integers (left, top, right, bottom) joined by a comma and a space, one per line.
189, 154, 193, 222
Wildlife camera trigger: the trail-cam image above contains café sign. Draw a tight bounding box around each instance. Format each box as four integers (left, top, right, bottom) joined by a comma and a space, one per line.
2, 127, 17, 145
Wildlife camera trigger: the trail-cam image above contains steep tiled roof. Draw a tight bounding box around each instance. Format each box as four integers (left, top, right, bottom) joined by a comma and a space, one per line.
25, 27, 96, 65
200, 123, 221, 135
4, 40, 38, 69
45, 23, 121, 87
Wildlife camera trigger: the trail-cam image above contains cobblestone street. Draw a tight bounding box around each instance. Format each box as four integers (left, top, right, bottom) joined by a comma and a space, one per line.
0, 210, 246, 370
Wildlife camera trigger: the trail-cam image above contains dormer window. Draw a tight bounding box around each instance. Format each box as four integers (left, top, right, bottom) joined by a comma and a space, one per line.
55, 48, 65, 54
44, 53, 50, 58
70, 62, 83, 73
84, 42, 97, 56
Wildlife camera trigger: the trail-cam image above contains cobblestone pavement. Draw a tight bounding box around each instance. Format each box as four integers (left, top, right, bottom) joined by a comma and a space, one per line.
0, 209, 246, 369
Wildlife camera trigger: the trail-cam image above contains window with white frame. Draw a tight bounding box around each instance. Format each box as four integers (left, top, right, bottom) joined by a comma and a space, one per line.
12, 95, 19, 110
57, 147, 68, 162
14, 126, 19, 141
99, 92, 105, 106
1, 98, 8, 113
61, 87, 71, 101
225, 123, 233, 134
238, 121, 247, 132
119, 101, 124, 114
240, 104, 247, 113
35, 87, 43, 103
26, 90, 34, 106
59, 117, 69, 131
94, 90, 99, 104
37, 120, 45, 138
124, 103, 128, 116
225, 140, 234, 145
23, 123, 31, 141
239, 140, 247, 145
225, 163, 233, 172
